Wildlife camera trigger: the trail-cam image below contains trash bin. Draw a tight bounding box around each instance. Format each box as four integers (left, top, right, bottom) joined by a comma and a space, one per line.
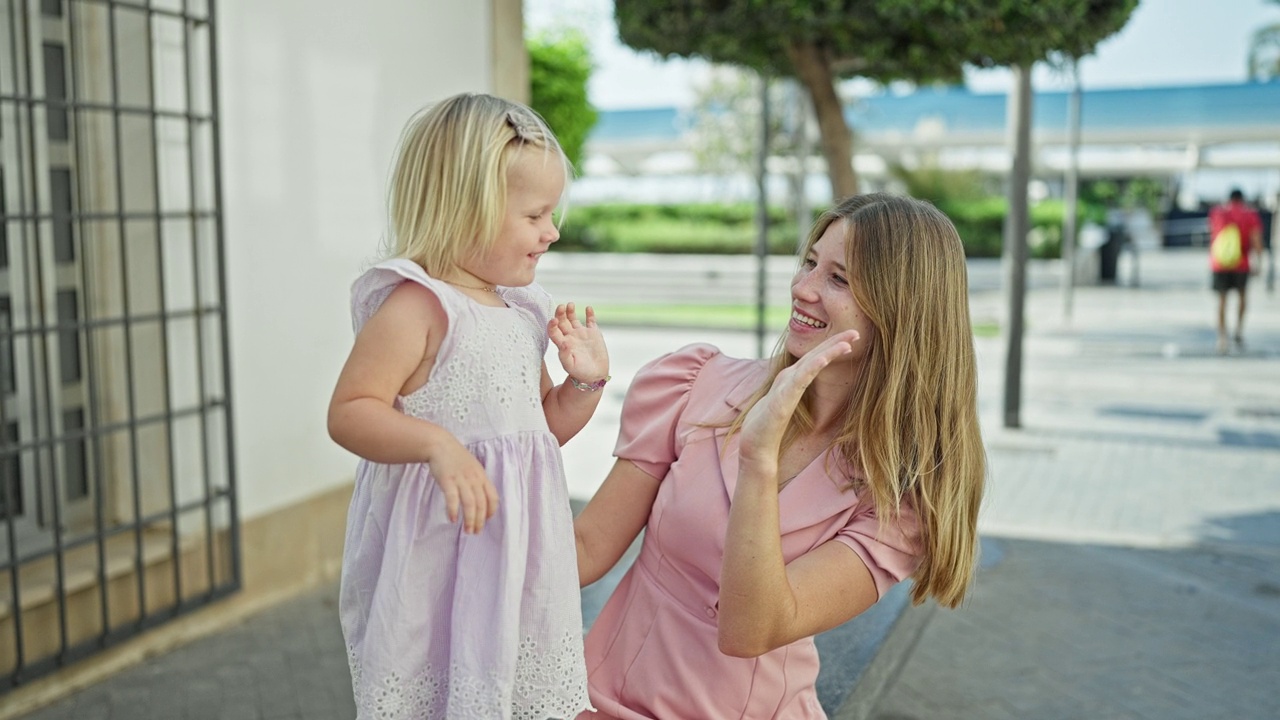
1098, 226, 1126, 284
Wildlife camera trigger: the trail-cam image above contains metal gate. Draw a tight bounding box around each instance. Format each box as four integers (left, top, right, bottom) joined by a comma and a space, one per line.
0, 0, 238, 689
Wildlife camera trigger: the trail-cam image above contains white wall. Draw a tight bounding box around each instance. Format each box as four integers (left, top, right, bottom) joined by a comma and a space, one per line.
218, 1, 494, 519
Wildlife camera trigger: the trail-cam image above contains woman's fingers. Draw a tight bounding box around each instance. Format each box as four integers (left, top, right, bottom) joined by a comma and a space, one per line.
779, 330, 859, 393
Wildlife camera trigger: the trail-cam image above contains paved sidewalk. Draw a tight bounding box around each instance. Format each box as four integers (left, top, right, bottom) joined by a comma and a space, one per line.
13, 248, 1280, 719
873, 249, 1280, 720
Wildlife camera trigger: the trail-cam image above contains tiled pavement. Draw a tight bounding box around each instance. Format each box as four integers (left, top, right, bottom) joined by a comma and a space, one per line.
12, 248, 1280, 719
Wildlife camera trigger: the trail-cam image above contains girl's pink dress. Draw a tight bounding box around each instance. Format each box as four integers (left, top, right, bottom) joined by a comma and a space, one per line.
340, 259, 591, 720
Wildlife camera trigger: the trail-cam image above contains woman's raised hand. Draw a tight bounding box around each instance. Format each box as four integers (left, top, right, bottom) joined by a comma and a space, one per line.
738, 330, 859, 465
548, 302, 610, 384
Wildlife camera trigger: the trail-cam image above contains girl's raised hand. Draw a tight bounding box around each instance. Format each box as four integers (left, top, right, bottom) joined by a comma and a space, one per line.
548, 303, 610, 384
427, 437, 499, 534
739, 330, 859, 464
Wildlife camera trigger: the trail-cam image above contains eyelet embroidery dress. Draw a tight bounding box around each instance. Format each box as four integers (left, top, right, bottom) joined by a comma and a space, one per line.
340, 259, 591, 720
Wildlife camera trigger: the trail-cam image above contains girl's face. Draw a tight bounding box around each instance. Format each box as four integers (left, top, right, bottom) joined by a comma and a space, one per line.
464, 146, 565, 288
786, 220, 875, 364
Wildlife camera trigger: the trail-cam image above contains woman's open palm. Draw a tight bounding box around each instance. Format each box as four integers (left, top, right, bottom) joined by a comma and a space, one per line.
739, 330, 859, 462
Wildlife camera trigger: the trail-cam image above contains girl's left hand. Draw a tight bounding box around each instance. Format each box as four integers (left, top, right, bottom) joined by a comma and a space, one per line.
548, 303, 609, 383
739, 330, 859, 464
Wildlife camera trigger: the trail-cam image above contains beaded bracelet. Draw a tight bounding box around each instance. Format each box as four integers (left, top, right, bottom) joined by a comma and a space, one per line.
568, 375, 611, 392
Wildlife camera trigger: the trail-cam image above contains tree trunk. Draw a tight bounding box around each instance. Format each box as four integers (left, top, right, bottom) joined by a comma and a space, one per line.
1002, 64, 1033, 430
785, 41, 857, 198
1061, 57, 1082, 323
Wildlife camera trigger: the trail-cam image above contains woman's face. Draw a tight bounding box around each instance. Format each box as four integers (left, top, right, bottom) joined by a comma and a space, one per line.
785, 220, 875, 363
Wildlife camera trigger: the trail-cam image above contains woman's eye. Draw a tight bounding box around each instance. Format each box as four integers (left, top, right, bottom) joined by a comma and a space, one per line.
801, 258, 817, 269
831, 274, 848, 286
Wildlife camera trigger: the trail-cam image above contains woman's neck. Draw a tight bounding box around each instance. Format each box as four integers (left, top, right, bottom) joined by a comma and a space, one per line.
805, 361, 861, 434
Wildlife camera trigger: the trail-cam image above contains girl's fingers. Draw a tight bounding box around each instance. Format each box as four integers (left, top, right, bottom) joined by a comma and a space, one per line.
585, 306, 596, 327
443, 484, 460, 524
484, 483, 500, 519
463, 481, 478, 532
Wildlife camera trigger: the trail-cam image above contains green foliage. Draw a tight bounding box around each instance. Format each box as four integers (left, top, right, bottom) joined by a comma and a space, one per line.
615, 1, 1138, 195
686, 70, 810, 178
556, 203, 797, 254
555, 198, 1087, 259
937, 198, 1086, 259
528, 31, 598, 170
615, 1, 1138, 85
1249, 1, 1280, 80
1080, 178, 1167, 216
963, 1, 1139, 69
888, 162, 993, 206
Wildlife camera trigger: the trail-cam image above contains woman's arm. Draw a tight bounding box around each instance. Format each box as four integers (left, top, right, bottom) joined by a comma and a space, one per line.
543, 303, 610, 445
718, 330, 879, 657
573, 459, 661, 587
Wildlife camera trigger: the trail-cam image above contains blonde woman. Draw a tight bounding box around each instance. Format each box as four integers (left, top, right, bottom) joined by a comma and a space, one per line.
329, 93, 606, 719
573, 193, 985, 719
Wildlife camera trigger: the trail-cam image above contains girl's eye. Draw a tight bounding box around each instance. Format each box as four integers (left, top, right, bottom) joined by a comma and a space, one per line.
801, 258, 817, 269
831, 274, 848, 286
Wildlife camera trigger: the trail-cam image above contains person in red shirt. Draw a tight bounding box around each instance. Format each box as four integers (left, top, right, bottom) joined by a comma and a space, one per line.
1208, 189, 1264, 353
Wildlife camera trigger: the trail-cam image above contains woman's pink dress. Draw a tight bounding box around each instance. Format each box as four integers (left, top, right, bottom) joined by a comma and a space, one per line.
582, 344, 921, 719
340, 259, 591, 720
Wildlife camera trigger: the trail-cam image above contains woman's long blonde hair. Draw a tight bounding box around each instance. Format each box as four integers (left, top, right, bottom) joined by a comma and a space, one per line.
386, 93, 570, 276
729, 193, 985, 608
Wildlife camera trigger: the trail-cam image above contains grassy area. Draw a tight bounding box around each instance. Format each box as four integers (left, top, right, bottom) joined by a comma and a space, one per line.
592, 304, 793, 331
593, 303, 1003, 337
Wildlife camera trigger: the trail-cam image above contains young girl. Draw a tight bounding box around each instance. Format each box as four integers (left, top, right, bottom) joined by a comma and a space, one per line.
328, 93, 605, 720
573, 193, 985, 719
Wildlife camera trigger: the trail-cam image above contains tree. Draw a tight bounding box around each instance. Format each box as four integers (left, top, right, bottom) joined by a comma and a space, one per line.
1249, 0, 1280, 81
965, 1, 1137, 428
528, 31, 598, 171
617, 2, 972, 197
617, 2, 1134, 198
686, 66, 767, 178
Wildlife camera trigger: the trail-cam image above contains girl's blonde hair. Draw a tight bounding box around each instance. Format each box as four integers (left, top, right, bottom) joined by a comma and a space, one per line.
729, 192, 985, 608
386, 93, 570, 276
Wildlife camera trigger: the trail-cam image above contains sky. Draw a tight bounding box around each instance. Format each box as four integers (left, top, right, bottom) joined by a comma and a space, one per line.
524, 0, 1280, 109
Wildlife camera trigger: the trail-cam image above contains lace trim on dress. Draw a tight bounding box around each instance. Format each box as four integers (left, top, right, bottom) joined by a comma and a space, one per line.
511, 630, 594, 719
348, 630, 591, 720
399, 312, 543, 423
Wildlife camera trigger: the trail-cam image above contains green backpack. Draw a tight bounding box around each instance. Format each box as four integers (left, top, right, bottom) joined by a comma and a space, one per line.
1211, 223, 1243, 270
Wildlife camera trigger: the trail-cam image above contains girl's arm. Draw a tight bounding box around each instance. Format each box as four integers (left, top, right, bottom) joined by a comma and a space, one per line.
328, 282, 498, 533
573, 459, 661, 587
542, 303, 610, 445
718, 330, 881, 658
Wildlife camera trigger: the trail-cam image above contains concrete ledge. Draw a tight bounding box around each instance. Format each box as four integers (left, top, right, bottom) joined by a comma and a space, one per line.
820, 582, 935, 719
0, 483, 353, 720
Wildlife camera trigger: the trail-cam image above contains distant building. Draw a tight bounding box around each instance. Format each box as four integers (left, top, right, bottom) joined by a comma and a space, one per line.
581, 82, 1280, 208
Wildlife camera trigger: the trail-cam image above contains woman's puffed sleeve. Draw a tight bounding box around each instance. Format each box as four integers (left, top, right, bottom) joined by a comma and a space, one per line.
613, 343, 721, 480
833, 498, 924, 599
